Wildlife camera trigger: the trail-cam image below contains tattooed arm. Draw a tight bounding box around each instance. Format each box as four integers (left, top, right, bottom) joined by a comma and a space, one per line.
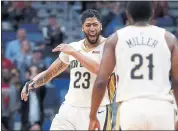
32, 58, 69, 88
21, 57, 69, 101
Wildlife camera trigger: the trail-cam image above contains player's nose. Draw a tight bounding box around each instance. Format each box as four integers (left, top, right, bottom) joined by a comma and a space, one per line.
89, 25, 95, 31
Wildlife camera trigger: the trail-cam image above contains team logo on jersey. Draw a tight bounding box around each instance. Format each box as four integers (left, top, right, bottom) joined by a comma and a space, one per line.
92, 51, 100, 54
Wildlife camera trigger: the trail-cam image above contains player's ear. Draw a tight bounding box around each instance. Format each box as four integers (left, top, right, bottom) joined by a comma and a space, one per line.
82, 26, 84, 32
101, 25, 103, 31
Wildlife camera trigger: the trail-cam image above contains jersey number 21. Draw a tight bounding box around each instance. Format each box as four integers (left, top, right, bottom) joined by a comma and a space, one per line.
131, 53, 154, 80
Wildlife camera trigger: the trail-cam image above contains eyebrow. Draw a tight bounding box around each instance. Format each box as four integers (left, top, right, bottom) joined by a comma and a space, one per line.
85, 22, 99, 25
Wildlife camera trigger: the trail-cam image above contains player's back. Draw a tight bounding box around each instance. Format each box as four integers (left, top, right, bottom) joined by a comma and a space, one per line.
115, 25, 173, 102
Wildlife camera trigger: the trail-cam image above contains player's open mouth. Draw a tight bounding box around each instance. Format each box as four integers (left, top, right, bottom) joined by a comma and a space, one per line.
89, 36, 96, 40
89, 34, 96, 37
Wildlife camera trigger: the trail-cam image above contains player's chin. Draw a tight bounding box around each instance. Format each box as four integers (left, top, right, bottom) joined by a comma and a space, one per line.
90, 40, 97, 44
89, 38, 97, 44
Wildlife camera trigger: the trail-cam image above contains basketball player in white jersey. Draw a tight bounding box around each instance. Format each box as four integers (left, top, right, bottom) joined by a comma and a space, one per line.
21, 9, 116, 130
89, 1, 178, 130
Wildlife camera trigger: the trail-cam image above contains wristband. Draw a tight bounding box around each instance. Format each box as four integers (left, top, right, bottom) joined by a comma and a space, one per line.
25, 80, 35, 94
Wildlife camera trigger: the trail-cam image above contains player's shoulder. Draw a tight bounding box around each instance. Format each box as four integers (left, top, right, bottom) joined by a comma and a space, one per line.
152, 25, 167, 33
165, 29, 178, 52
99, 37, 107, 46
165, 30, 177, 40
117, 25, 132, 32
115, 26, 132, 37
68, 39, 85, 48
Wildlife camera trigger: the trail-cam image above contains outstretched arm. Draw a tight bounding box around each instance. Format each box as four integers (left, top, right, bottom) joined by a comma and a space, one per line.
33, 58, 69, 88
89, 32, 118, 124
21, 58, 69, 101
71, 50, 99, 75
53, 41, 106, 75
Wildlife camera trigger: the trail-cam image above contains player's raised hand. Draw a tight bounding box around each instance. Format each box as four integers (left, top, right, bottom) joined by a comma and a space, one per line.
89, 116, 100, 130
52, 44, 76, 55
21, 80, 34, 101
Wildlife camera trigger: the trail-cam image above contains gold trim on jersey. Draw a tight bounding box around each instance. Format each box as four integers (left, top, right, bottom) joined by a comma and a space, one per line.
103, 105, 112, 130
116, 102, 122, 130
81, 40, 96, 52
107, 73, 116, 103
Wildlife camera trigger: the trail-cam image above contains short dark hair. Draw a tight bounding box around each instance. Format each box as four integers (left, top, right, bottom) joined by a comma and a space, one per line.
127, 1, 152, 22
81, 9, 101, 24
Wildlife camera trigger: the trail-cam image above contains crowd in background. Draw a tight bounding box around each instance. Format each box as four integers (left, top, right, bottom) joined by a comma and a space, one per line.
1, 1, 178, 130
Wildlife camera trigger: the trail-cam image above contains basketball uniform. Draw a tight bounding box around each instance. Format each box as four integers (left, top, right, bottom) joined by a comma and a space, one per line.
115, 25, 175, 130
50, 37, 116, 130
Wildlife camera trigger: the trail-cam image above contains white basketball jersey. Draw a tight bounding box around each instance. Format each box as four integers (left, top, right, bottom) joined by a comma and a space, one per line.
59, 37, 116, 107
115, 25, 174, 103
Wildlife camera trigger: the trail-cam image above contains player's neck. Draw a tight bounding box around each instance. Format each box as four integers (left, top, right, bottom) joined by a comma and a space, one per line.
133, 21, 150, 26
84, 36, 102, 49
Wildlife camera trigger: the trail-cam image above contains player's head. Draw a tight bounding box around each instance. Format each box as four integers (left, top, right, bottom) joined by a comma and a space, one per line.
126, 1, 153, 24
81, 9, 102, 45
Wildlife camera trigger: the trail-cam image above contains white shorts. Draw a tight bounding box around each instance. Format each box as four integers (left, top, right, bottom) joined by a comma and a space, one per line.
50, 102, 112, 130
116, 98, 175, 130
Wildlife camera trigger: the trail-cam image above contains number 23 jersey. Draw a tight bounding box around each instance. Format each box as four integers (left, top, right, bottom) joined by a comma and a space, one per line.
59, 38, 116, 107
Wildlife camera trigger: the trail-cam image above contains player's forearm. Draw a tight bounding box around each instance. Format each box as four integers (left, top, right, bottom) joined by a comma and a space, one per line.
32, 71, 53, 88
90, 79, 107, 118
71, 51, 99, 75
32, 58, 68, 88
172, 79, 178, 107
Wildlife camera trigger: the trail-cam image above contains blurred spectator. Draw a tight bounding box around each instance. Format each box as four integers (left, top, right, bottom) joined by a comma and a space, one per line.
5, 29, 35, 62
42, 15, 65, 48
2, 45, 15, 70
2, 1, 10, 20
7, 1, 24, 29
37, 41, 46, 51
103, 2, 125, 37
152, 1, 174, 27
22, 2, 38, 24
2, 68, 11, 130
2, 68, 19, 130
2, 2, 14, 31
96, 2, 111, 16
14, 40, 32, 82
20, 65, 46, 131
2, 21, 13, 31
10, 68, 22, 91
28, 46, 47, 72
101, 3, 117, 32
37, 42, 53, 68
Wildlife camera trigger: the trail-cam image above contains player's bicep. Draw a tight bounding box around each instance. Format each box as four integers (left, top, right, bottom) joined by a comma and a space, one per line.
47, 58, 69, 78
98, 33, 118, 80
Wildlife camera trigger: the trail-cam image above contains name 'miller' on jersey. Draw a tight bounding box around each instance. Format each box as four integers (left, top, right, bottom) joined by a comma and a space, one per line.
126, 36, 158, 48
115, 25, 174, 103
59, 38, 116, 107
